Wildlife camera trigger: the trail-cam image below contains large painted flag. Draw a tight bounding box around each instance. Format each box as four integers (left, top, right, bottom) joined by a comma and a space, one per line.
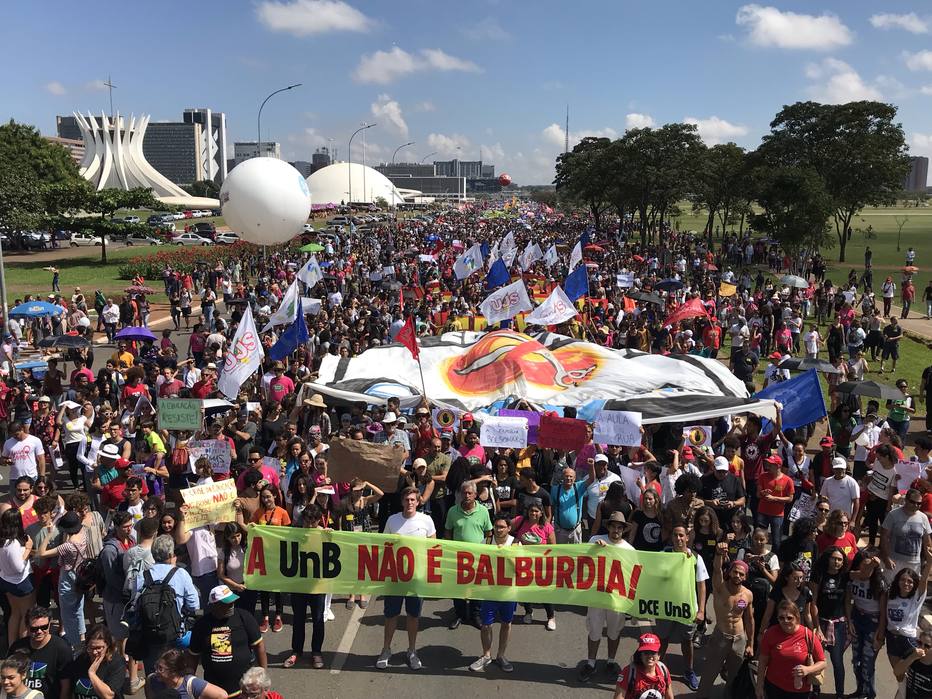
218, 307, 263, 399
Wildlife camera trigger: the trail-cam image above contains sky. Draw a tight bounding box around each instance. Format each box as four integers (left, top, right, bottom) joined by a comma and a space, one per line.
4, 1, 932, 185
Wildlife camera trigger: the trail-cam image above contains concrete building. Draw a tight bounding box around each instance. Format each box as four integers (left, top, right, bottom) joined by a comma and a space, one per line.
233, 141, 280, 165
903, 156, 929, 192
434, 159, 487, 178
44, 136, 85, 165
311, 147, 332, 173
142, 121, 202, 185
376, 162, 435, 178
306, 162, 408, 206
183, 108, 228, 184
291, 160, 313, 177
384, 175, 465, 200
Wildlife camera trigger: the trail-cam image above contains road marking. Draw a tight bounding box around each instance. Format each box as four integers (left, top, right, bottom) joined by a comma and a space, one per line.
329, 603, 366, 674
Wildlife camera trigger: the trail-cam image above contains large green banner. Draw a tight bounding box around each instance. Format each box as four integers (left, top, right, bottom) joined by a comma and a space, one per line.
243, 526, 697, 621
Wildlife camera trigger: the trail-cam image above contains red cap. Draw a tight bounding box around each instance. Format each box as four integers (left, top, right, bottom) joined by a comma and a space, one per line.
768, 351, 783, 360
462, 412, 474, 422
819, 436, 834, 448
637, 633, 662, 653
765, 455, 783, 467
114, 458, 131, 470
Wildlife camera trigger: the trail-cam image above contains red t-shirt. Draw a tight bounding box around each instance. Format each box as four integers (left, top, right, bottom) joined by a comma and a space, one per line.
815, 531, 858, 561
269, 376, 295, 402
760, 625, 824, 693
121, 383, 150, 404
617, 662, 670, 699
158, 379, 184, 398
742, 433, 775, 482
100, 478, 150, 510
757, 471, 794, 517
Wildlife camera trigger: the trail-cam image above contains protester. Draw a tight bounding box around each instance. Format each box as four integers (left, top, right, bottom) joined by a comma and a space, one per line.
756, 600, 827, 698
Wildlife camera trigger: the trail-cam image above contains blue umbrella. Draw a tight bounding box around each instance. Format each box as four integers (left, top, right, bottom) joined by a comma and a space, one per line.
9, 301, 65, 318
14, 360, 48, 371
655, 278, 684, 291
115, 326, 157, 342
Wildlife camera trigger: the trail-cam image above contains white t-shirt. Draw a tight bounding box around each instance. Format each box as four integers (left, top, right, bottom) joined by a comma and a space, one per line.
2, 435, 45, 480
885, 593, 925, 638
586, 472, 621, 518
589, 534, 634, 549
385, 511, 436, 538
61, 415, 89, 445
820, 476, 860, 515
804, 331, 820, 354
867, 463, 897, 500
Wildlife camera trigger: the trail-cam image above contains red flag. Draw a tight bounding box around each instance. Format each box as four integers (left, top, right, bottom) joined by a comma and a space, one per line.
663, 297, 709, 328
397, 316, 420, 360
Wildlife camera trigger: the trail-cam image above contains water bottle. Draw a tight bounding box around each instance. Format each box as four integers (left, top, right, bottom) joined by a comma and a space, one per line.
793, 665, 803, 690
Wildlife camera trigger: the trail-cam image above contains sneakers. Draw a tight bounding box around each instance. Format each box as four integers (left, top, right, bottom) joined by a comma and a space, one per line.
323, 608, 336, 622
684, 669, 699, 691
448, 617, 462, 630
375, 649, 392, 669
128, 678, 145, 695
407, 650, 422, 671
272, 616, 283, 633
523, 611, 533, 624
578, 662, 597, 683
605, 660, 620, 678
496, 656, 514, 673
545, 618, 556, 631
259, 616, 270, 633
469, 655, 492, 672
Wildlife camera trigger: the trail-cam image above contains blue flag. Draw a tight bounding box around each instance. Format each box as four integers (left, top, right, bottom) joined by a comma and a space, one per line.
753, 369, 826, 430
564, 264, 589, 301
486, 258, 510, 289
268, 299, 309, 361
579, 229, 591, 247
480, 242, 490, 260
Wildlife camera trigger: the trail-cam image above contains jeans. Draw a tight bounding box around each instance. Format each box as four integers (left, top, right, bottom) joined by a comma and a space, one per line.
104, 322, 116, 342
193, 571, 219, 609
59, 569, 86, 650
820, 617, 847, 694
756, 512, 785, 551
203, 305, 215, 331
291, 593, 325, 655
887, 418, 909, 442
850, 608, 879, 699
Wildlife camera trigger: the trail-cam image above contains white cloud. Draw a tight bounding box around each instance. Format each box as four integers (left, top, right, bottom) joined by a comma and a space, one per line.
256, 0, 373, 36
84, 79, 108, 91
287, 127, 327, 148
870, 13, 928, 34
414, 100, 435, 112
462, 17, 510, 41
426, 133, 471, 155
920, 85, 932, 95
370, 94, 408, 137
353, 47, 480, 84
625, 113, 655, 130
735, 4, 853, 50
480, 142, 506, 163
804, 58, 882, 103
541, 123, 618, 148
909, 133, 932, 163
44, 81, 66, 96
904, 50, 932, 71
683, 116, 749, 145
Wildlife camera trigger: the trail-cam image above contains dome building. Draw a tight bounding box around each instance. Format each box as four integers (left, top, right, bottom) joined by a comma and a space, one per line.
305, 162, 417, 207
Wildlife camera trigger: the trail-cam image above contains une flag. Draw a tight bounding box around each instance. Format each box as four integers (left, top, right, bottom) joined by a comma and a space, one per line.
218, 307, 264, 399
396, 316, 420, 360
268, 299, 309, 362
543, 244, 559, 268
568, 241, 583, 272
521, 242, 544, 271
453, 243, 483, 280
564, 264, 589, 302
486, 258, 511, 289
754, 369, 826, 431
261, 280, 299, 332
487, 239, 500, 268
525, 286, 578, 326
479, 279, 533, 325
297, 255, 323, 289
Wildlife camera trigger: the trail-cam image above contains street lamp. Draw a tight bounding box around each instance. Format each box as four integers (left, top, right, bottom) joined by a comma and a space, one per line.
391, 141, 415, 166
257, 83, 301, 155
348, 122, 375, 206
419, 151, 437, 164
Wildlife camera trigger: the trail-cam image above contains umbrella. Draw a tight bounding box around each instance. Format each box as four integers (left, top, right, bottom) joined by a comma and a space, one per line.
704, 263, 718, 272
778, 357, 840, 374
299, 243, 324, 253
124, 285, 156, 295
902, 266, 919, 274
38, 335, 91, 349
584, 244, 604, 252
9, 301, 64, 318
631, 255, 645, 263
627, 290, 663, 305
780, 274, 809, 289
836, 380, 903, 401
655, 278, 684, 291
14, 360, 48, 371
115, 326, 157, 342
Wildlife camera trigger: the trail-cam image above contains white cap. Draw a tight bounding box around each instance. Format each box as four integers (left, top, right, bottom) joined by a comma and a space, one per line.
831, 456, 848, 470
594, 454, 609, 464
382, 411, 397, 424
714, 456, 730, 471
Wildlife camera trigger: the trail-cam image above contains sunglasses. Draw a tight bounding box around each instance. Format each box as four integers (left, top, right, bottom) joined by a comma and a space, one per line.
248, 458, 261, 463
817, 508, 830, 513
907, 499, 922, 506
29, 622, 50, 633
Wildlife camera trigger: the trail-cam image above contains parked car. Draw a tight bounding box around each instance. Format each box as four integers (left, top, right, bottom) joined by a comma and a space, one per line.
171, 212, 185, 220
215, 232, 240, 245
146, 215, 162, 226
172, 232, 211, 246
125, 232, 163, 246
123, 215, 140, 224
210, 208, 222, 216
182, 210, 194, 219
70, 232, 105, 246
303, 223, 315, 232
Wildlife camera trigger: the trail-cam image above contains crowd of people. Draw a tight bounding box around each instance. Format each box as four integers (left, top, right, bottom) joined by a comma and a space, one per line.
0, 201, 930, 699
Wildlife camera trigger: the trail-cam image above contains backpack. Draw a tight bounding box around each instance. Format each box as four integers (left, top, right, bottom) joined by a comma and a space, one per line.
137, 567, 183, 645
122, 549, 153, 603
75, 541, 106, 593
623, 661, 670, 699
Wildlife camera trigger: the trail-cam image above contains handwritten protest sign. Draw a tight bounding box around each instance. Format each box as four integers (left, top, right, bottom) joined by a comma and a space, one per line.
157, 399, 202, 432
498, 409, 540, 444
682, 426, 713, 449
326, 438, 406, 493
616, 272, 635, 288
480, 416, 528, 449
594, 410, 642, 446
789, 493, 816, 523
538, 413, 588, 451
894, 460, 922, 494
188, 439, 232, 475
181, 479, 237, 528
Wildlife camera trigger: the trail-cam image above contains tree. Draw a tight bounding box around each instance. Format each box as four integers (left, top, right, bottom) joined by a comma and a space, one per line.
758, 101, 910, 262
894, 215, 909, 251
688, 142, 750, 240
79, 188, 160, 263
554, 137, 613, 230
183, 179, 220, 199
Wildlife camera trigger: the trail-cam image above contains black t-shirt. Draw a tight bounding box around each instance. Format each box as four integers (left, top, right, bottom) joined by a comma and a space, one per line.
812, 570, 847, 619
883, 324, 903, 343
631, 510, 664, 551
906, 658, 932, 699
9, 635, 73, 699
494, 477, 519, 507
516, 487, 551, 516
67, 653, 126, 699
189, 609, 262, 694
700, 472, 746, 524
767, 585, 813, 626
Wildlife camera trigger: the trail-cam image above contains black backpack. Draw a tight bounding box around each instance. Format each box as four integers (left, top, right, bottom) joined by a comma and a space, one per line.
137, 567, 183, 645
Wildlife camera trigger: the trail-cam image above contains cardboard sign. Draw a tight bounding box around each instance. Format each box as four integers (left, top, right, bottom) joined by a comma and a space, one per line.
894, 460, 922, 494
188, 439, 232, 475
682, 426, 713, 449
157, 398, 203, 432
593, 410, 642, 447
480, 416, 528, 449
180, 479, 237, 528
538, 413, 589, 452
326, 438, 407, 493
498, 409, 540, 444
789, 493, 816, 523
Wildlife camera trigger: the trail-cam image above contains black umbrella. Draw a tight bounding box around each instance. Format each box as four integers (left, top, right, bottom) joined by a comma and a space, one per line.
836, 380, 903, 400
778, 357, 840, 374
627, 290, 663, 305
38, 335, 90, 349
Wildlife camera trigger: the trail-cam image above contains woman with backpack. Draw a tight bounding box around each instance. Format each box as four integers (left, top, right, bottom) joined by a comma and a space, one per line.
144, 648, 228, 699
36, 511, 88, 649
613, 633, 673, 699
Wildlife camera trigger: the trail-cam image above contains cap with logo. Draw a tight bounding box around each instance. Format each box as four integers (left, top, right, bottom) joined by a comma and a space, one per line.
208, 585, 239, 605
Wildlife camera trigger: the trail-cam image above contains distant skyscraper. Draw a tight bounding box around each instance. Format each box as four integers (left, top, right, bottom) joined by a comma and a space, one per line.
311, 147, 332, 173
183, 108, 228, 184
434, 159, 485, 178
291, 161, 313, 177
903, 156, 928, 192
233, 141, 280, 165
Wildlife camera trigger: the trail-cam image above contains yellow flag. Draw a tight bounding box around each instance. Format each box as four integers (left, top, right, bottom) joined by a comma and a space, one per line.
719, 282, 737, 297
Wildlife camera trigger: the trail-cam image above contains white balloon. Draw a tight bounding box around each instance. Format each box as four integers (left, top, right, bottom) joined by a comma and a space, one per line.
220, 157, 311, 245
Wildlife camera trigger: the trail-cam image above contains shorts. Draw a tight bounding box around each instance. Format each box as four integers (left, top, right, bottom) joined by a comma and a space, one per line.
102, 599, 129, 640
586, 606, 626, 641
881, 342, 899, 360
383, 595, 422, 619
654, 618, 695, 645
886, 630, 919, 659
181, 308, 191, 317
0, 576, 34, 597
479, 600, 517, 626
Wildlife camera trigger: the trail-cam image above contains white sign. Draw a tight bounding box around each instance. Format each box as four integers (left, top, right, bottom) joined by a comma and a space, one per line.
682, 425, 713, 449
616, 272, 635, 288
593, 410, 642, 446
188, 439, 232, 475
299, 298, 322, 315
479, 416, 528, 449
619, 465, 642, 504
894, 459, 922, 494
328, 291, 343, 307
